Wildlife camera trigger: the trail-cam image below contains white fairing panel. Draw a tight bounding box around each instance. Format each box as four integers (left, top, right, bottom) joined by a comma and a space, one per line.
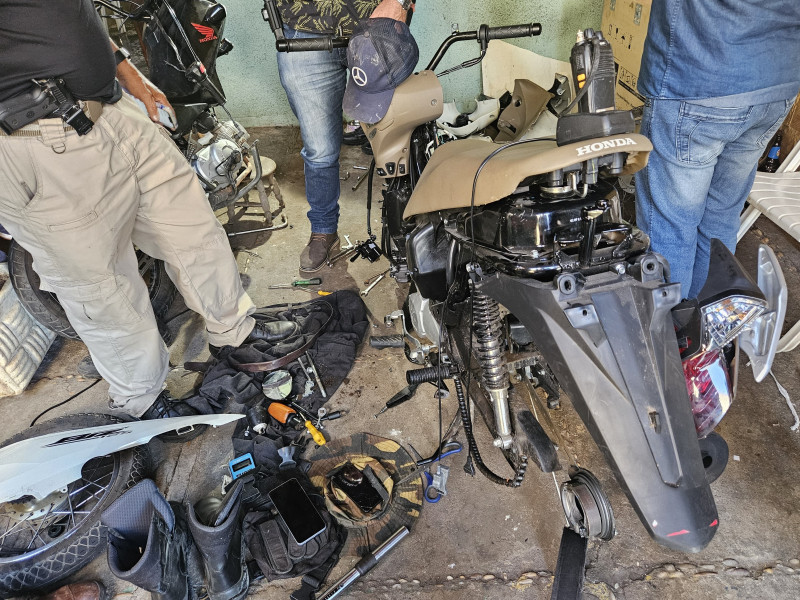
0, 414, 242, 502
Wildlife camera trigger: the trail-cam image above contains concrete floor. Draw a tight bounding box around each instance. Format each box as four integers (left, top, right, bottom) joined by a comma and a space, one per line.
5, 127, 800, 599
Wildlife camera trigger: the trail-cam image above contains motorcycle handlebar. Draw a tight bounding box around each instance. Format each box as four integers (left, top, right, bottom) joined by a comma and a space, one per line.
485, 23, 542, 40
275, 37, 350, 52
271, 22, 542, 56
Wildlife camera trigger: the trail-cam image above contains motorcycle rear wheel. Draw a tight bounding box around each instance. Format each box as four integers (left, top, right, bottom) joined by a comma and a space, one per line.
8, 240, 177, 344
0, 414, 151, 596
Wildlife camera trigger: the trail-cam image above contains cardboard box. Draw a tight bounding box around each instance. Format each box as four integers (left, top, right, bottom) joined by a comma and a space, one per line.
601, 0, 651, 116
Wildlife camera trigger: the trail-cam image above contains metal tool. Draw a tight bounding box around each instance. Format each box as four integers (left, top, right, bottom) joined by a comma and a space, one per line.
268, 278, 321, 289
316, 527, 410, 600
424, 465, 450, 503
353, 165, 369, 170
315, 407, 328, 428
327, 238, 357, 266
226, 214, 289, 236
375, 384, 419, 418
339, 171, 350, 181
364, 268, 390, 285
297, 353, 326, 398
361, 272, 385, 297
351, 172, 368, 191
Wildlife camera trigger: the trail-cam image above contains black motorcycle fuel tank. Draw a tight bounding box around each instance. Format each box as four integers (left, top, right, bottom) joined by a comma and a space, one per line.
145, 0, 227, 104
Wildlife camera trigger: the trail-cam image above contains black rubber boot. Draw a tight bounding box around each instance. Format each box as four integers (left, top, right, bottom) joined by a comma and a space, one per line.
186, 480, 249, 600
102, 479, 194, 600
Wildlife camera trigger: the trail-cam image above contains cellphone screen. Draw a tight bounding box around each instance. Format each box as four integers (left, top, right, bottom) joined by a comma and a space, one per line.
268, 478, 327, 545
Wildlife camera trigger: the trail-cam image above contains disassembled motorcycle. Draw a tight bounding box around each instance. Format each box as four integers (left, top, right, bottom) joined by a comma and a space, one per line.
97, 0, 287, 230
265, 7, 786, 555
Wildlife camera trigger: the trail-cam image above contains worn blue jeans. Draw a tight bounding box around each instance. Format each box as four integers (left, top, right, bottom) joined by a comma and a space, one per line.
277, 28, 348, 234
635, 96, 795, 298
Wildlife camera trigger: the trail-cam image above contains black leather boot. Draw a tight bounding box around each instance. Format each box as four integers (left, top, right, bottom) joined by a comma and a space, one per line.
102, 479, 195, 600
186, 480, 249, 600
209, 319, 300, 357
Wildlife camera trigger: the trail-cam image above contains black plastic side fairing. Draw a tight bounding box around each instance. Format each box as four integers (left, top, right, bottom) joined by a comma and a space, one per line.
477, 270, 717, 552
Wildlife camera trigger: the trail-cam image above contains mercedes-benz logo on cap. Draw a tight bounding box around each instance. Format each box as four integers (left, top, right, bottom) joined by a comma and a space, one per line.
352, 67, 368, 87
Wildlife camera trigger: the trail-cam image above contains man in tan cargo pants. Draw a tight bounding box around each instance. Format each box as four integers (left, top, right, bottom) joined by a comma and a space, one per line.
0, 0, 283, 442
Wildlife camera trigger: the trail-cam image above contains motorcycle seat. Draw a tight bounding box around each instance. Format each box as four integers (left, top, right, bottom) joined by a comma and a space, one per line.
403, 133, 652, 219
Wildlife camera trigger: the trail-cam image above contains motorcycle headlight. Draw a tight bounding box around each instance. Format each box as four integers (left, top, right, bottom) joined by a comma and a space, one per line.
701, 295, 766, 350
683, 348, 733, 438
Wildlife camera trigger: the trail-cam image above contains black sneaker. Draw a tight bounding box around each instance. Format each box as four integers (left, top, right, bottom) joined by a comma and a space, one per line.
140, 390, 207, 443
209, 319, 300, 357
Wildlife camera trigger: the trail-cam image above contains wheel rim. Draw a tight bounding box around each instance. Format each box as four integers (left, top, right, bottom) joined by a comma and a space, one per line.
0, 454, 118, 561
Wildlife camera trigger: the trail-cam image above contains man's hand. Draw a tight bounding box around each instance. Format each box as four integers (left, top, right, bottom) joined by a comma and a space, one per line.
369, 0, 407, 21
116, 60, 175, 127
110, 39, 175, 127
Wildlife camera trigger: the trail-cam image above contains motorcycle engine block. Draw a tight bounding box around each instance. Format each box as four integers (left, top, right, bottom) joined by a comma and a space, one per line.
447, 180, 649, 279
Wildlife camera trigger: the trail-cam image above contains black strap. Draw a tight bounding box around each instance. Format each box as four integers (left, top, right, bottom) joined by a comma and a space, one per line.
290, 525, 346, 600
233, 301, 334, 373
550, 527, 588, 600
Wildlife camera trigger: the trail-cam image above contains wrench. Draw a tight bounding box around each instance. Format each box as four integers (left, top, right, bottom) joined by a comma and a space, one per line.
361, 272, 385, 297
341, 235, 354, 250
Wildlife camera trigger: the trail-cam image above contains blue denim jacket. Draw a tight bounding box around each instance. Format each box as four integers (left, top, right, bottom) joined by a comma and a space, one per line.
638, 0, 800, 103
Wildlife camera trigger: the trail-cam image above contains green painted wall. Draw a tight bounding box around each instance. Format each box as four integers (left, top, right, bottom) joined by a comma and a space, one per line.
217, 0, 604, 126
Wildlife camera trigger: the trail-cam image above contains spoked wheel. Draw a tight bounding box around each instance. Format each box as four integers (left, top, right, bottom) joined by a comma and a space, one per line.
560, 467, 616, 541
9, 240, 177, 344
0, 414, 150, 595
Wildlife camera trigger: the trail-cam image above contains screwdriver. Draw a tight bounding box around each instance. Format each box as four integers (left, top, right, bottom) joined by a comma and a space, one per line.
374, 384, 419, 418
267, 402, 327, 446
268, 278, 322, 289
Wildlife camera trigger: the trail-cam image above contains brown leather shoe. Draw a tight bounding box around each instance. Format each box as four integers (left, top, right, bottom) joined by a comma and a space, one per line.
40, 581, 105, 600
299, 232, 339, 273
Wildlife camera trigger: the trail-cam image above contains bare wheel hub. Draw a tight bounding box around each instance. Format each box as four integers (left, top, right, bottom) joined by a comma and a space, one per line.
2, 488, 69, 523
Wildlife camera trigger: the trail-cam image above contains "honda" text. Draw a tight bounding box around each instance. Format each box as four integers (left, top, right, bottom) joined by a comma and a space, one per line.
576, 137, 636, 157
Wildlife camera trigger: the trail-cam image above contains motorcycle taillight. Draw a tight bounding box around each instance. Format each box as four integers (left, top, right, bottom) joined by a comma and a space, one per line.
683, 348, 732, 438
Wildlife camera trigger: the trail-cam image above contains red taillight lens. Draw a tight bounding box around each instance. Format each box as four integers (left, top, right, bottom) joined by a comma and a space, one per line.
683, 349, 732, 438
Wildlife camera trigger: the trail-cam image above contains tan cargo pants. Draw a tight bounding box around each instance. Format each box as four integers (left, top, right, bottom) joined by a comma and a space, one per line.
0, 94, 255, 416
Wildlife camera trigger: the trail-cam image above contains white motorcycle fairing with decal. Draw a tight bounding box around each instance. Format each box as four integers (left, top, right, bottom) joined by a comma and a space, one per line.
0, 414, 243, 503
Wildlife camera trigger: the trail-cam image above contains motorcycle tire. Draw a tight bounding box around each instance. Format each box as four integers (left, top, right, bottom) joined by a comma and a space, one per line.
8, 240, 178, 345
0, 414, 151, 596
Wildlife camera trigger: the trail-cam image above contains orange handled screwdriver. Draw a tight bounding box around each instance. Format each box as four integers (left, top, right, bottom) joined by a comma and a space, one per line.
267, 402, 326, 446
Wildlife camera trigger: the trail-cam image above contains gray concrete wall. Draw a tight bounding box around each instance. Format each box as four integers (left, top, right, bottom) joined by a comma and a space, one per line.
217, 0, 604, 127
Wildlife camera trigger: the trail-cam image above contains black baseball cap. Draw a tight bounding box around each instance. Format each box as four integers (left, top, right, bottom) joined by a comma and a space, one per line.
342, 18, 419, 125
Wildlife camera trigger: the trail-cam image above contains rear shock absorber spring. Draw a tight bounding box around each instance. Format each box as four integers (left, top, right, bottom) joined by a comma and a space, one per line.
471, 288, 513, 449
472, 290, 508, 391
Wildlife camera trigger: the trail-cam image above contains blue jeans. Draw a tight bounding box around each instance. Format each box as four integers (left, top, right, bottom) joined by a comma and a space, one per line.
635, 96, 795, 298
277, 28, 348, 234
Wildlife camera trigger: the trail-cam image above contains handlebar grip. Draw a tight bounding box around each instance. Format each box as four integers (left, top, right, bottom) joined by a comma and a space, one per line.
275, 37, 349, 52
370, 335, 405, 349
485, 23, 542, 40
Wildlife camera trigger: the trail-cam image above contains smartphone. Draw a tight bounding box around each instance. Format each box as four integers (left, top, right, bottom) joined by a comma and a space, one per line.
126, 92, 177, 130
267, 478, 327, 546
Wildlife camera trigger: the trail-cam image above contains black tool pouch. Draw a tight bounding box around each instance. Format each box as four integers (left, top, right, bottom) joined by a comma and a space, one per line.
243, 486, 344, 600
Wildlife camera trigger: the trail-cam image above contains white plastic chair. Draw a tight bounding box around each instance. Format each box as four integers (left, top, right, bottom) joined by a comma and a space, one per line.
738, 140, 800, 352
